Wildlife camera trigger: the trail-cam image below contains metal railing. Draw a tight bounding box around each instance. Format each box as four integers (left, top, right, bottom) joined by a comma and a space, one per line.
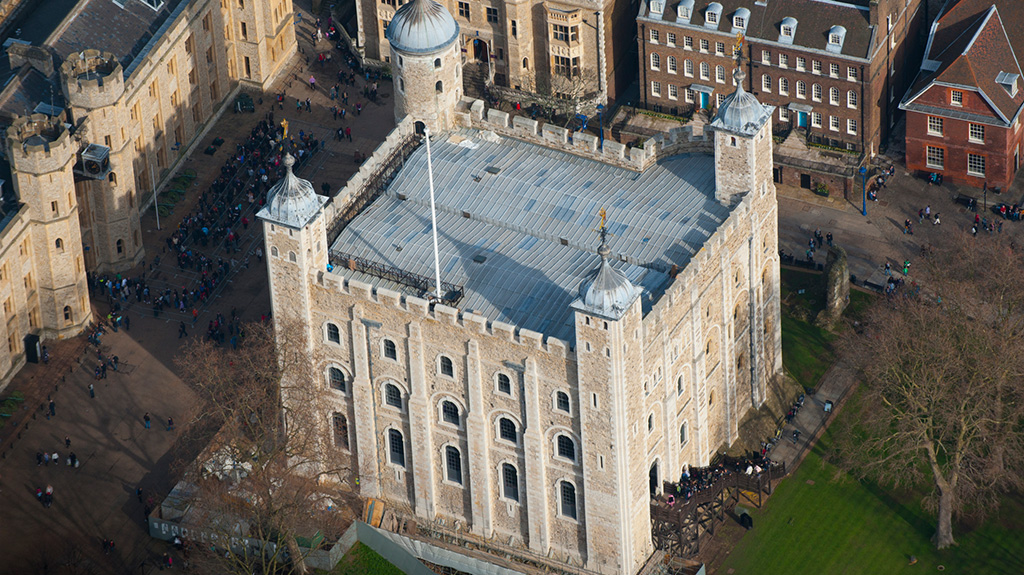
329, 251, 465, 306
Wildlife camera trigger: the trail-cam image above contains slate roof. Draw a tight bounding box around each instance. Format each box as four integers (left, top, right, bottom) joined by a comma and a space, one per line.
330, 130, 732, 341
641, 0, 873, 59
901, 1, 1024, 127
51, 0, 187, 69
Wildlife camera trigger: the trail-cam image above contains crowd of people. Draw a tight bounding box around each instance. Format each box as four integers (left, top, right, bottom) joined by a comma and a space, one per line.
660, 454, 775, 508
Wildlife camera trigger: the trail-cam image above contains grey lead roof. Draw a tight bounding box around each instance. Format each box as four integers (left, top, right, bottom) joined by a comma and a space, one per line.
329, 130, 731, 341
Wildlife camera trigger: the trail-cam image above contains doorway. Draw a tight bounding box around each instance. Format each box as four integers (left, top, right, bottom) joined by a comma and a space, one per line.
797, 112, 808, 128
699, 92, 710, 109
649, 461, 660, 498
472, 38, 489, 62
800, 173, 812, 189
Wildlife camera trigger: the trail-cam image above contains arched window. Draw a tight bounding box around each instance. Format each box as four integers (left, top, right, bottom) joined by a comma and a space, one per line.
116, 239, 124, 255
559, 481, 577, 519
523, 57, 529, 70
108, 172, 117, 185
499, 417, 516, 442
289, 251, 297, 262
55, 238, 64, 252
762, 74, 772, 92
502, 463, 519, 501
556, 391, 570, 413
848, 90, 858, 108
779, 77, 789, 95
650, 52, 661, 70
271, 246, 279, 257
677, 375, 684, 394
383, 338, 397, 359
700, 61, 709, 80
439, 356, 454, 377
716, 65, 726, 83
709, 390, 715, 406
445, 445, 462, 484
557, 434, 576, 462
328, 367, 346, 391
384, 383, 402, 408
442, 400, 459, 425
497, 373, 512, 395
829, 86, 839, 105
684, 59, 693, 77
388, 429, 405, 466
667, 55, 677, 74
680, 421, 689, 445
63, 306, 72, 322
332, 413, 349, 449
435, 80, 443, 93
648, 414, 654, 431
434, 57, 442, 69
812, 83, 822, 102
326, 323, 340, 343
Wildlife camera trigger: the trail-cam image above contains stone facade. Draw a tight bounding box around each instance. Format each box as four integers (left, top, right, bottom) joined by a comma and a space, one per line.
0, 0, 296, 387
351, 0, 637, 103
391, 29, 463, 133
262, 41, 781, 574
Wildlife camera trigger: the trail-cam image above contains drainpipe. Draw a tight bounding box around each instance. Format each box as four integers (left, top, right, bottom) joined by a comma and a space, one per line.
640, 23, 647, 107
860, 64, 866, 156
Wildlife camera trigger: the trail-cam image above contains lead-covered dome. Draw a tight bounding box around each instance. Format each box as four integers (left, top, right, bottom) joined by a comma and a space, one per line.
386, 0, 459, 54
576, 243, 642, 320
711, 68, 772, 136
258, 154, 327, 229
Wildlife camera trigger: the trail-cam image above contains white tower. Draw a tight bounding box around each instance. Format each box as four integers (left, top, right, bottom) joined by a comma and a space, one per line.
708, 68, 775, 205
387, 0, 462, 132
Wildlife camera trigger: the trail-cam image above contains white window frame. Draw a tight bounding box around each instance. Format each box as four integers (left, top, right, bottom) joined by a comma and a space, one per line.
847, 90, 857, 109
796, 80, 806, 99
715, 41, 725, 56
847, 66, 857, 81
811, 112, 822, 128
699, 61, 710, 80
779, 77, 789, 96
829, 115, 840, 132
847, 119, 858, 135
684, 36, 693, 49
969, 123, 985, 144
812, 83, 822, 102
684, 59, 693, 77
927, 116, 943, 137
668, 84, 678, 100
967, 153, 986, 177
651, 80, 662, 97
796, 56, 806, 71
716, 65, 726, 84
762, 74, 772, 92
812, 60, 822, 75
667, 55, 677, 74
761, 50, 770, 65
951, 90, 963, 106
778, 53, 788, 68
650, 53, 660, 71
829, 87, 839, 105
780, 107, 790, 122
649, 29, 659, 43
666, 32, 676, 46
829, 62, 839, 78
699, 38, 709, 53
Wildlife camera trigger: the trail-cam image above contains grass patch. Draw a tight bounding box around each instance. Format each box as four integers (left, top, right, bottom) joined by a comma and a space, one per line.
327, 542, 405, 575
780, 268, 826, 318
717, 409, 1024, 575
781, 314, 834, 390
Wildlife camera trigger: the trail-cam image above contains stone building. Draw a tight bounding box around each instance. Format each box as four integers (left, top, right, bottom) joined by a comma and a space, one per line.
261, 2, 782, 573
900, 0, 1024, 190
0, 0, 296, 387
637, 0, 927, 192
343, 0, 638, 103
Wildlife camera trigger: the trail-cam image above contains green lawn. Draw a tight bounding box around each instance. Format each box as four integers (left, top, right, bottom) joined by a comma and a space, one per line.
718, 424, 1024, 575
328, 542, 405, 575
780, 314, 834, 390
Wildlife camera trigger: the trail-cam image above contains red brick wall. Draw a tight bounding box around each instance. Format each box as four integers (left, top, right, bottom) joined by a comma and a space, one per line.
905, 109, 1023, 190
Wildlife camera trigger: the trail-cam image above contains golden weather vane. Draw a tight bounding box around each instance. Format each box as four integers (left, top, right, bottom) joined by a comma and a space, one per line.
280, 118, 289, 139
599, 207, 607, 231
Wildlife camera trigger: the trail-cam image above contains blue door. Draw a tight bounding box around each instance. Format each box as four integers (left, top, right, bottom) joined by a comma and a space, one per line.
797, 112, 808, 128
699, 92, 709, 109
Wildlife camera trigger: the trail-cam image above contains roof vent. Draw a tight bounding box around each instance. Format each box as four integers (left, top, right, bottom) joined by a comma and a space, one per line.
485, 166, 501, 175
996, 71, 1019, 97
472, 254, 487, 264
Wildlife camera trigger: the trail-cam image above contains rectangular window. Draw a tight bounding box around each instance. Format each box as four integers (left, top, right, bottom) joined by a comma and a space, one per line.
927, 116, 943, 136
761, 50, 770, 64
951, 90, 963, 106
778, 53, 788, 68
554, 24, 570, 41
650, 29, 659, 43
762, 74, 771, 92
684, 88, 694, 103
716, 65, 725, 83
967, 153, 986, 176
651, 81, 662, 97
684, 36, 692, 49
502, 464, 519, 502
699, 62, 709, 80
830, 63, 839, 77
796, 56, 806, 71
553, 56, 578, 77
969, 124, 985, 143
847, 66, 857, 81
926, 146, 944, 169
812, 60, 822, 74
780, 107, 790, 122
667, 32, 676, 46
830, 115, 840, 131
847, 119, 858, 135
811, 112, 822, 128
458, 1, 469, 18
668, 84, 678, 100
486, 7, 498, 22
240, 21, 247, 40
699, 38, 708, 52
715, 41, 725, 56
445, 446, 463, 484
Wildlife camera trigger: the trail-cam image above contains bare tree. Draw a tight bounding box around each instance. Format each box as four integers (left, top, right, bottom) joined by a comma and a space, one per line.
833, 236, 1024, 548
175, 320, 358, 574
534, 68, 600, 124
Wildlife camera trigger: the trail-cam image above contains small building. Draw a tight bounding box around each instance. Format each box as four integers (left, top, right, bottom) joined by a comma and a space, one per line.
900, 0, 1024, 190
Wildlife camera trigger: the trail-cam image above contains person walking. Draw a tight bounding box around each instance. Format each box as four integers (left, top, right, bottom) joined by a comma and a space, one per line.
143, 412, 151, 429
178, 321, 188, 338
88, 383, 95, 398
167, 417, 175, 431
64, 436, 71, 449
933, 213, 941, 225
345, 127, 352, 141
48, 399, 56, 417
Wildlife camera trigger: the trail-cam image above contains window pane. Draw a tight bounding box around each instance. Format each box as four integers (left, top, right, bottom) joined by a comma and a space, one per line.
333, 414, 349, 449
560, 481, 577, 519
384, 339, 397, 359
498, 373, 511, 394
442, 401, 459, 424
446, 446, 462, 483
440, 357, 454, 376
500, 418, 516, 441
389, 430, 405, 466
556, 391, 570, 412
557, 435, 575, 461
329, 368, 345, 391
502, 464, 519, 501
327, 324, 340, 343
385, 384, 402, 407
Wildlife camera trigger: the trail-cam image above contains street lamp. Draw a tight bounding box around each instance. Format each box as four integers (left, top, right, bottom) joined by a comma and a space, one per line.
596, 104, 605, 150
859, 165, 868, 216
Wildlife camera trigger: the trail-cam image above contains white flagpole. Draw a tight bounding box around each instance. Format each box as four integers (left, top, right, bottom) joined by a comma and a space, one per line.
424, 127, 443, 300
150, 163, 161, 230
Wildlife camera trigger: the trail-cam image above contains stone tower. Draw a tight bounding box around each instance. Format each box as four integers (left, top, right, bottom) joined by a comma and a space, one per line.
258, 154, 329, 330
709, 68, 775, 205
5, 114, 92, 337
570, 227, 652, 575
387, 0, 462, 132
60, 50, 143, 272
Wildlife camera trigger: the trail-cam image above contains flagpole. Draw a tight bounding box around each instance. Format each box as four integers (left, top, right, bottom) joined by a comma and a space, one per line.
424, 127, 443, 300
150, 163, 161, 230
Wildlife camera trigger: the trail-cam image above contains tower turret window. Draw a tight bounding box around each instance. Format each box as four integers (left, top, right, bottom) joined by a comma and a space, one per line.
55, 238, 64, 252
116, 239, 124, 255
556, 434, 576, 461
435, 81, 443, 93
434, 58, 441, 69
63, 306, 72, 322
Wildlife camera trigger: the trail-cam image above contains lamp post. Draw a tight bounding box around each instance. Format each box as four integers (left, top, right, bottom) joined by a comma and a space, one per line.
596, 103, 605, 150
859, 165, 868, 216
983, 182, 988, 214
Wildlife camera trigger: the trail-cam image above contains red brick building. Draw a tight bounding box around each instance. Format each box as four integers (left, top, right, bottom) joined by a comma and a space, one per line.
637, 0, 927, 159
900, 0, 1024, 191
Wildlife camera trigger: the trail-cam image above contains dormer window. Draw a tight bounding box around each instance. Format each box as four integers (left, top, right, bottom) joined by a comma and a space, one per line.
705, 2, 722, 29
996, 71, 1020, 97
779, 17, 797, 44
649, 0, 664, 15
677, 0, 694, 23
731, 8, 750, 33
826, 26, 846, 54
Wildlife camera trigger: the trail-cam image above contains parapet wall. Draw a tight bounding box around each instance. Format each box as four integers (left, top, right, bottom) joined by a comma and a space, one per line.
60, 50, 125, 110
5, 113, 76, 174
314, 268, 575, 361
457, 98, 713, 171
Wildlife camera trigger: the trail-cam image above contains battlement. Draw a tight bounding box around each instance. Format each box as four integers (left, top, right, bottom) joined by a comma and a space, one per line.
60, 50, 124, 109
314, 269, 575, 360
5, 113, 76, 172
457, 98, 713, 171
